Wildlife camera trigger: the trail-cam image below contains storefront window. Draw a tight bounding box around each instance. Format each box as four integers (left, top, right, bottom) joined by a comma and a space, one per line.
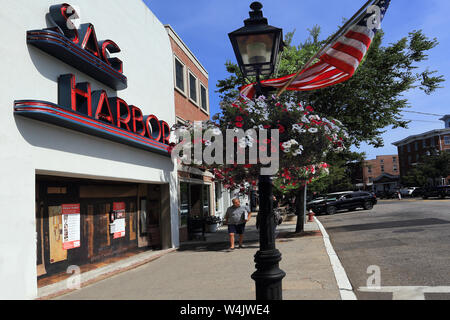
180, 183, 189, 227
203, 185, 210, 217
215, 183, 221, 214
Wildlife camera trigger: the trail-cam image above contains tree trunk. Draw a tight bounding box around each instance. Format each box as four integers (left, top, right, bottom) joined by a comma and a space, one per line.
295, 186, 306, 233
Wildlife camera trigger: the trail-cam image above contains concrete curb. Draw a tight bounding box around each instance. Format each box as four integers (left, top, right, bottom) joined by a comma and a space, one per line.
314, 217, 357, 300
37, 248, 176, 300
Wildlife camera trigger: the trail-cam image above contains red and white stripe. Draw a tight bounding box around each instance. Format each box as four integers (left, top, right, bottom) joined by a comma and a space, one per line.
240, 24, 375, 99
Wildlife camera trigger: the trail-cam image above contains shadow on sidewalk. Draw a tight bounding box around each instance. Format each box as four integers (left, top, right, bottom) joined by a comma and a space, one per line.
178, 224, 261, 252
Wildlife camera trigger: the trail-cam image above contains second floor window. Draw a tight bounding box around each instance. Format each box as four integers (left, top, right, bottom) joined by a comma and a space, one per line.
189, 73, 197, 103
175, 58, 185, 92
445, 136, 450, 146
200, 84, 208, 112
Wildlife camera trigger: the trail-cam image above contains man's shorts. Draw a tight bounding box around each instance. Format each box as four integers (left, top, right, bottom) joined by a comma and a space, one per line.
228, 224, 246, 235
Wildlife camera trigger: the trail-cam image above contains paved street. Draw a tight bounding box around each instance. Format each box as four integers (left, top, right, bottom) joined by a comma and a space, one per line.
318, 198, 450, 300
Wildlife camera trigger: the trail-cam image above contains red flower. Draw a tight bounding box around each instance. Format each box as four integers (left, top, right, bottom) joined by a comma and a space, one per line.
278, 125, 286, 134
306, 106, 314, 112
244, 164, 252, 169
263, 125, 271, 129
236, 116, 244, 122
236, 122, 243, 128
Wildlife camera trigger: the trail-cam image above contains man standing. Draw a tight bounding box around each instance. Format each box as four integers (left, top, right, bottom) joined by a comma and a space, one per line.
225, 198, 251, 250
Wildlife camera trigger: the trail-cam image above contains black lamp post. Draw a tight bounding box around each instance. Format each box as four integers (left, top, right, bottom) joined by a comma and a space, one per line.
229, 1, 284, 97
229, 2, 286, 300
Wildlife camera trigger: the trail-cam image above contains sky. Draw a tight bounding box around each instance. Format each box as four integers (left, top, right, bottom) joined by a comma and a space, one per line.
144, 0, 450, 160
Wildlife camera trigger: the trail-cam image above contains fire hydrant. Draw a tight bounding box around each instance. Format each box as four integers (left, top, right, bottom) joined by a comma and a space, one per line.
307, 209, 315, 222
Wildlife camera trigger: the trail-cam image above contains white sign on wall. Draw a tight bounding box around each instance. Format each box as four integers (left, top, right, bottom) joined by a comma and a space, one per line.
62, 204, 81, 250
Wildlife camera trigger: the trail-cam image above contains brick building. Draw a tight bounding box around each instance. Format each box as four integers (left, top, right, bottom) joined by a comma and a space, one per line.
363, 155, 400, 193
165, 25, 233, 242
165, 25, 210, 124
393, 115, 450, 186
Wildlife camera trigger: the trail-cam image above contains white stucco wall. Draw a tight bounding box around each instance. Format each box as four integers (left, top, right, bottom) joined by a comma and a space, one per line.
0, 0, 178, 299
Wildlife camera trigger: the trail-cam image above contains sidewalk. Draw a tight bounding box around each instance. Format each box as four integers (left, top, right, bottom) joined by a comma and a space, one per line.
54, 215, 341, 300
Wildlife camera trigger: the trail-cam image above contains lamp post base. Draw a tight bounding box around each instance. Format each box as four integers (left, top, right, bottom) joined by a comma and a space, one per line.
251, 249, 286, 300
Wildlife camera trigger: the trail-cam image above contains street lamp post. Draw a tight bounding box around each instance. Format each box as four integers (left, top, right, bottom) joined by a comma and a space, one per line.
229, 2, 286, 300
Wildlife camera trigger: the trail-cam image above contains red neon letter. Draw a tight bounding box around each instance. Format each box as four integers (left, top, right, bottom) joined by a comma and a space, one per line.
58, 74, 92, 116
92, 91, 115, 125
131, 106, 146, 136
144, 115, 162, 141
111, 98, 131, 131
100, 40, 123, 73
160, 121, 171, 145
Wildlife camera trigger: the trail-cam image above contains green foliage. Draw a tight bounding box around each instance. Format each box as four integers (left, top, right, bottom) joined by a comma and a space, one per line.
217, 28, 444, 148
402, 151, 450, 187
308, 151, 365, 194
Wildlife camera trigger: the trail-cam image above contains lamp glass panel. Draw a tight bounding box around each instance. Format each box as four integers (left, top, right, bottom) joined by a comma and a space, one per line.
236, 33, 275, 66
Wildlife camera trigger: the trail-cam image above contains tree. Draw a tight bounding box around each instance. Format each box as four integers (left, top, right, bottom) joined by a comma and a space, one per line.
216, 26, 444, 217
217, 27, 444, 148
308, 151, 366, 195
403, 152, 450, 187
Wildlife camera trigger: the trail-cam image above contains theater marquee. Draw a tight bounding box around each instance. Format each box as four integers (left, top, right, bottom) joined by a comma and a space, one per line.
15, 3, 171, 156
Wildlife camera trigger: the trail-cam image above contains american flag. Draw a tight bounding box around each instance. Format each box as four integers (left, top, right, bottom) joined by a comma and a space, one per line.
240, 0, 391, 99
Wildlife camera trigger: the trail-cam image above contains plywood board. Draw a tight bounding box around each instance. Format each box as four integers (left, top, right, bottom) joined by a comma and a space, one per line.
48, 206, 67, 264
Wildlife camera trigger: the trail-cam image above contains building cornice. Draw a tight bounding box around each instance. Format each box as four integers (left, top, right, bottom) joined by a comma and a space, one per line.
392, 129, 450, 147
164, 25, 209, 79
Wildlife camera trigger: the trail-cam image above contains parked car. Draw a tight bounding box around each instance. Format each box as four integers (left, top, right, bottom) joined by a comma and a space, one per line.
307, 191, 377, 215
422, 185, 450, 199
376, 191, 397, 199
411, 187, 424, 198
400, 187, 419, 197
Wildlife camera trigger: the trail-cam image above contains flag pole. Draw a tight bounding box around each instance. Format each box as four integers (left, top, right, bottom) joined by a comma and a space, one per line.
276, 0, 375, 97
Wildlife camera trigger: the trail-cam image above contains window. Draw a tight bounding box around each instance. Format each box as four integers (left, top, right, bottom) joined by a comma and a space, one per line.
408, 155, 412, 164
189, 72, 198, 103
179, 183, 189, 227
407, 144, 411, 152
368, 166, 372, 174
381, 165, 385, 173
393, 157, 397, 163
416, 154, 420, 162
368, 177, 373, 183
203, 184, 211, 216
414, 142, 419, 151
200, 84, 208, 112
431, 138, 436, 147
422, 140, 427, 148
445, 136, 450, 146
380, 159, 384, 164
174, 57, 185, 93
393, 165, 398, 172
215, 183, 221, 213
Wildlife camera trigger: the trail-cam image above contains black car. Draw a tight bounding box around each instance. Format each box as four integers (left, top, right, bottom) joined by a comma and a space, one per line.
411, 187, 424, 198
422, 185, 450, 199
307, 191, 378, 215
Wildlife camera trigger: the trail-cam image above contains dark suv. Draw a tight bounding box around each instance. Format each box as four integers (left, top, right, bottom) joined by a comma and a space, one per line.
307, 191, 378, 215
422, 186, 450, 199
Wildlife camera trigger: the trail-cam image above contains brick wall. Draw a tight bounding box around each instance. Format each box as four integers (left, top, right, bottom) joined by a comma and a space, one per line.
168, 36, 210, 123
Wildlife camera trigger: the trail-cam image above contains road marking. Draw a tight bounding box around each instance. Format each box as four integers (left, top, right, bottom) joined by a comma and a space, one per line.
314, 217, 357, 300
358, 286, 450, 300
